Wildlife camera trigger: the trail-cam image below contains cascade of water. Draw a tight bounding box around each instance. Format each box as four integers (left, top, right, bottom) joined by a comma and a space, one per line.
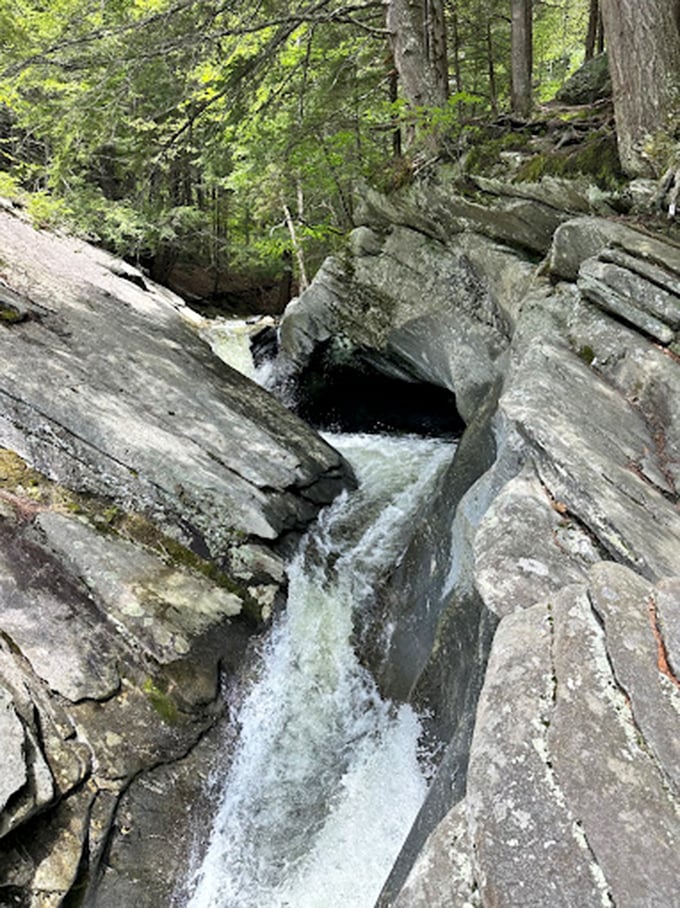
186, 432, 454, 908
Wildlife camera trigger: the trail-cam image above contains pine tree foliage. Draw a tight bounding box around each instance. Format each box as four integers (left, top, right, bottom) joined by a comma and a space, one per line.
0, 0, 620, 289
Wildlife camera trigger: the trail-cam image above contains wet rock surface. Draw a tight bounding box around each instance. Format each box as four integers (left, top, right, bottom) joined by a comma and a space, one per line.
0, 207, 353, 905
3, 167, 680, 906
277, 176, 680, 906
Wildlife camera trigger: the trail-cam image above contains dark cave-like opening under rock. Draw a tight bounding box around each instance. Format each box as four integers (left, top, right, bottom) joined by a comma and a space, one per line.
283, 341, 466, 438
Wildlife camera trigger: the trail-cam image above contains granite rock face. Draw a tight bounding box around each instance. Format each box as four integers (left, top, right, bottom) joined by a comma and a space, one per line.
0, 207, 353, 905
275, 176, 680, 906
0, 210, 348, 552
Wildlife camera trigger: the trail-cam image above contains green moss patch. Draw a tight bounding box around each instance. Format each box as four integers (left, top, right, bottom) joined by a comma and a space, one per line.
577, 344, 596, 365
464, 131, 532, 175
142, 677, 180, 725
515, 130, 624, 190
0, 447, 254, 609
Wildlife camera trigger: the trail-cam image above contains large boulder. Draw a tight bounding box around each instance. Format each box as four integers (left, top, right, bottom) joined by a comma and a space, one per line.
0, 210, 349, 553
278, 227, 519, 423
555, 53, 611, 105
0, 208, 353, 905
309, 188, 680, 906
276, 175, 621, 426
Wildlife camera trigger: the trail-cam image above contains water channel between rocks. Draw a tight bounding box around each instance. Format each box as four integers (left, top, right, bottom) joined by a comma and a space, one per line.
184, 428, 456, 908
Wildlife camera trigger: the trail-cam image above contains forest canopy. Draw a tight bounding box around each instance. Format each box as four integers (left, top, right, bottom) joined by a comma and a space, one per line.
0, 0, 669, 300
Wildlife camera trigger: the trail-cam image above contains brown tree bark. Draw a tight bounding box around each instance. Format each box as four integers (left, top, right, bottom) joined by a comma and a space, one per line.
511, 0, 533, 118
389, 66, 403, 158
424, 0, 449, 103
585, 0, 599, 61
450, 6, 463, 95
601, 0, 680, 176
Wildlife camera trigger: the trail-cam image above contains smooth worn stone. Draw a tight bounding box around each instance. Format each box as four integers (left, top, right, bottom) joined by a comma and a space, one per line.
655, 577, 680, 673
87, 721, 227, 908
0, 637, 85, 792
0, 684, 27, 816
470, 174, 595, 215
279, 225, 510, 422
500, 340, 680, 580
0, 714, 55, 839
3, 785, 97, 908
356, 175, 573, 255
549, 215, 680, 281
579, 256, 680, 339
277, 256, 347, 371
0, 535, 122, 703
560, 298, 680, 492
599, 246, 680, 298
466, 597, 607, 907
474, 463, 599, 617
69, 678, 213, 783
391, 800, 480, 908
456, 232, 535, 330
588, 562, 680, 790
0, 210, 350, 555
35, 511, 243, 668
549, 588, 680, 906
31, 786, 95, 902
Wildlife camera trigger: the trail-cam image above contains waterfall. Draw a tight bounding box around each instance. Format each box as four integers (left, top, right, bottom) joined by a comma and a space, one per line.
186, 432, 454, 908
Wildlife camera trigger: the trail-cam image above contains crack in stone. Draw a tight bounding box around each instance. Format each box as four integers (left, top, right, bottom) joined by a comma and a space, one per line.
646, 594, 680, 690
545, 598, 615, 907
538, 477, 608, 564
587, 590, 677, 796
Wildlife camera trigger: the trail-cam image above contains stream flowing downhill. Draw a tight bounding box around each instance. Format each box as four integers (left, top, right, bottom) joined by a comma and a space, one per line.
186, 431, 454, 908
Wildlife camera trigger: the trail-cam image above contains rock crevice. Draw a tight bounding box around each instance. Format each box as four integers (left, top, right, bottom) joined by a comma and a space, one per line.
275, 174, 680, 906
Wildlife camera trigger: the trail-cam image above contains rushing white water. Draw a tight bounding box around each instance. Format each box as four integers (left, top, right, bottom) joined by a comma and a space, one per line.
200, 317, 276, 384
186, 432, 454, 908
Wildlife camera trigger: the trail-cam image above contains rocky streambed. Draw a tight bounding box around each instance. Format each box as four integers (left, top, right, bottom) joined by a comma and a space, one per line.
0, 165, 679, 907
275, 172, 680, 906
0, 206, 350, 906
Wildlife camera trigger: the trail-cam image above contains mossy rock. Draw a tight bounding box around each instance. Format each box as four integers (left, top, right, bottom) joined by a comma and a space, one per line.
555, 54, 611, 106
0, 448, 260, 616
0, 288, 28, 324
515, 130, 624, 190
464, 130, 532, 176
0, 303, 25, 323
142, 678, 180, 725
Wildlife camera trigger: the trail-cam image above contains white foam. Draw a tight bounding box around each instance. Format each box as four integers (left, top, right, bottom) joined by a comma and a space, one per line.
186, 433, 454, 908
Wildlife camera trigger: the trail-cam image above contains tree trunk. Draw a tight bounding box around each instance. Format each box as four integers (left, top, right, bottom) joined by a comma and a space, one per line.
386, 0, 448, 108
389, 66, 403, 158
601, 0, 680, 176
597, 9, 605, 53
424, 0, 449, 103
511, 0, 533, 118
282, 202, 309, 290
487, 19, 498, 116
585, 0, 599, 60
451, 7, 463, 95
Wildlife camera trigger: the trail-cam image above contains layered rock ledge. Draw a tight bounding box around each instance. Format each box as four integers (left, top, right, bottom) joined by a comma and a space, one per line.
275, 172, 680, 907
0, 207, 352, 906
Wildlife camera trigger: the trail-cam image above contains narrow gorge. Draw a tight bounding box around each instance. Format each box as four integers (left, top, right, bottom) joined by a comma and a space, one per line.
0, 160, 679, 907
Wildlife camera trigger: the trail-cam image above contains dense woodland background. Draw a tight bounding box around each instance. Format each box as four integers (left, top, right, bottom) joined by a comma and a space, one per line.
1, 0, 678, 308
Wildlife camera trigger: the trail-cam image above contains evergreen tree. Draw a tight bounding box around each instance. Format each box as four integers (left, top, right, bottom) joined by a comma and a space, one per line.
601, 0, 680, 181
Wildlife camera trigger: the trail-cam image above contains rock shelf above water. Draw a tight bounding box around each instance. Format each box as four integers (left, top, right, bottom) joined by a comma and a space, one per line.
0, 204, 353, 905
1, 167, 680, 906
276, 173, 680, 908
